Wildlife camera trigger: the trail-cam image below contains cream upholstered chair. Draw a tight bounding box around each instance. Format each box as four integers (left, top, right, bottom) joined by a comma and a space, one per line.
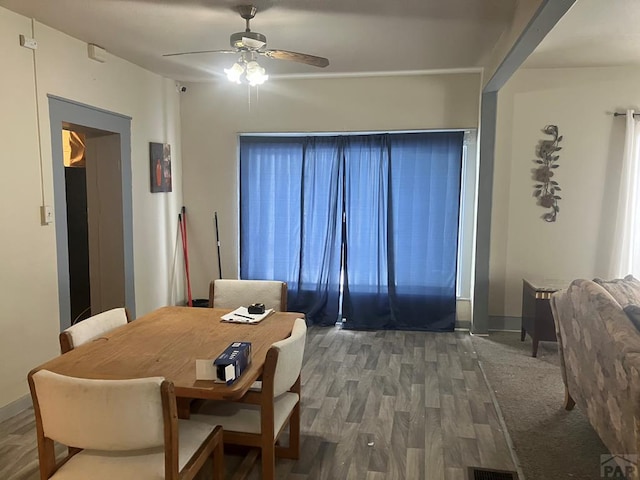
59, 307, 130, 353
192, 318, 307, 480
208, 279, 287, 311
28, 369, 224, 480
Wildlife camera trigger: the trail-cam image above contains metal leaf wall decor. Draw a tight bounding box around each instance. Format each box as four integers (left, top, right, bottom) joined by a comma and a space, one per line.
532, 125, 562, 222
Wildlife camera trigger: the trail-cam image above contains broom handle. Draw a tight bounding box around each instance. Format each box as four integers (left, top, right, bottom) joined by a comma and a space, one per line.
180, 207, 193, 306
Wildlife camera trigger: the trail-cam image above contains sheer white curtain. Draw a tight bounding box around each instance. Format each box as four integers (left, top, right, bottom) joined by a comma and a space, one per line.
611, 109, 640, 278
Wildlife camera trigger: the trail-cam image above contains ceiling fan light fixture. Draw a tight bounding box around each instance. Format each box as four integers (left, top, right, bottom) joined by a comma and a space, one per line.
225, 57, 268, 86
224, 62, 244, 83
245, 60, 268, 86
163, 5, 330, 81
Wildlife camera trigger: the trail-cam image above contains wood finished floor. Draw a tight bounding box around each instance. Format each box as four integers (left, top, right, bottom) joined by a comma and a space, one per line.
0, 327, 515, 480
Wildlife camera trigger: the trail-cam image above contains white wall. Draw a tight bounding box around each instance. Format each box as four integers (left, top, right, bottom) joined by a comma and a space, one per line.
491, 66, 640, 317
0, 7, 183, 411
180, 73, 481, 300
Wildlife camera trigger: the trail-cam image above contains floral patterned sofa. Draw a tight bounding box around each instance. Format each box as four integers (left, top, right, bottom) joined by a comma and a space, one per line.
550, 276, 640, 478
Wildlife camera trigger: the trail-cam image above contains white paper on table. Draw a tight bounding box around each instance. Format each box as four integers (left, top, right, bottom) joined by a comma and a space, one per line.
220, 306, 275, 324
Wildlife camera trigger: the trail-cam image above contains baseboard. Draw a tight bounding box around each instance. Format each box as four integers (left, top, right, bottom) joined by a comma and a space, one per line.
455, 319, 471, 330
0, 394, 31, 422
456, 315, 521, 332
488, 315, 521, 332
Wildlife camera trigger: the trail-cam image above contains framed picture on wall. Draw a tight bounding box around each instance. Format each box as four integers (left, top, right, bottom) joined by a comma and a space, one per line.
150, 142, 172, 193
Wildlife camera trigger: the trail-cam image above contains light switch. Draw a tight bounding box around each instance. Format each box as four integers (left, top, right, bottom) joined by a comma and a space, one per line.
40, 205, 53, 225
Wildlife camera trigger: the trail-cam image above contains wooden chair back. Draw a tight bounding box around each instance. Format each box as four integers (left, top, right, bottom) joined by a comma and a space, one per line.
59, 307, 130, 353
208, 279, 287, 311
27, 369, 224, 480
271, 317, 307, 396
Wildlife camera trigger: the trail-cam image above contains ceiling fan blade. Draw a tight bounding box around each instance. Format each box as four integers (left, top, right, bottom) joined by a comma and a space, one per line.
262, 49, 329, 68
163, 49, 237, 57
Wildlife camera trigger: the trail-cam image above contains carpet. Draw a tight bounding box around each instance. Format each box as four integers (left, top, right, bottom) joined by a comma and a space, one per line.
471, 332, 608, 480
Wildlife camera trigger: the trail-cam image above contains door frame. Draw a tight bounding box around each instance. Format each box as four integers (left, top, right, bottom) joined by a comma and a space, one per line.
48, 95, 135, 331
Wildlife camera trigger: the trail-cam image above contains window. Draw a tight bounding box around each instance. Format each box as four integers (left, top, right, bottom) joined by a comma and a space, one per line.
240, 131, 466, 331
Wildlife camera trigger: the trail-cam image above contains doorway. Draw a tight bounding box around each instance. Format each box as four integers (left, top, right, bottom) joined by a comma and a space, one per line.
49, 96, 135, 331
63, 128, 126, 324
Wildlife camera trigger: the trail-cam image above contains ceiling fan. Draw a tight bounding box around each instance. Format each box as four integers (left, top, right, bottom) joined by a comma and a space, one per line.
163, 5, 329, 85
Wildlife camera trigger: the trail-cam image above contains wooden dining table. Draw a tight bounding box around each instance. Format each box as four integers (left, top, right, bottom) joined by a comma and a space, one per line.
34, 306, 301, 415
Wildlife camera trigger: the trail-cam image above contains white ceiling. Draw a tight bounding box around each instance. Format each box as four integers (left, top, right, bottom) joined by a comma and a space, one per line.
0, 0, 517, 82
524, 0, 640, 69
2, 0, 639, 82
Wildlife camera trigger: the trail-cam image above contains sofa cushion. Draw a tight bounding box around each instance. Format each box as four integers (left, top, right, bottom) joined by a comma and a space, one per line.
623, 304, 640, 332
593, 275, 640, 308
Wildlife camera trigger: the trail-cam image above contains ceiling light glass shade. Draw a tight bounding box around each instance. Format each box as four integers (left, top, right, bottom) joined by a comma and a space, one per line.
244, 60, 269, 86
225, 58, 268, 86
224, 62, 244, 83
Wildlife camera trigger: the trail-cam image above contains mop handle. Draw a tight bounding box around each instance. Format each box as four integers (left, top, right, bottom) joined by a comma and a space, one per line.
215, 211, 222, 279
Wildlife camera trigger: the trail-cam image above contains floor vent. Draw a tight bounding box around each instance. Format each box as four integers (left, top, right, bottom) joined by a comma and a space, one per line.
467, 467, 519, 480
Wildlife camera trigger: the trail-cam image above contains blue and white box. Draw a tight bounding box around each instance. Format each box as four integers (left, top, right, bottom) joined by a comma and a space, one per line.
214, 342, 252, 385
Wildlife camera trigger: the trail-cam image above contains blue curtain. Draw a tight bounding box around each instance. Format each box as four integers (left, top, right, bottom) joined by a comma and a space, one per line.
240, 136, 343, 326
341, 135, 393, 327
240, 132, 463, 331
342, 132, 463, 331
240, 137, 302, 281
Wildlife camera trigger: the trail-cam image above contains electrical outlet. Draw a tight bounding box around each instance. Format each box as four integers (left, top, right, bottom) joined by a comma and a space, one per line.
40, 205, 53, 225
19, 34, 38, 50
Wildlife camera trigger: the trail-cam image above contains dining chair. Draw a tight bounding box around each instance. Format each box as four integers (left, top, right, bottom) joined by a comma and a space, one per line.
208, 279, 288, 311
191, 317, 307, 480
59, 307, 130, 353
28, 369, 224, 480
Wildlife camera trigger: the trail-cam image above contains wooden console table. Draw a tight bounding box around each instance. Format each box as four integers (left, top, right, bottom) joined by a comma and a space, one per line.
521, 279, 567, 357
